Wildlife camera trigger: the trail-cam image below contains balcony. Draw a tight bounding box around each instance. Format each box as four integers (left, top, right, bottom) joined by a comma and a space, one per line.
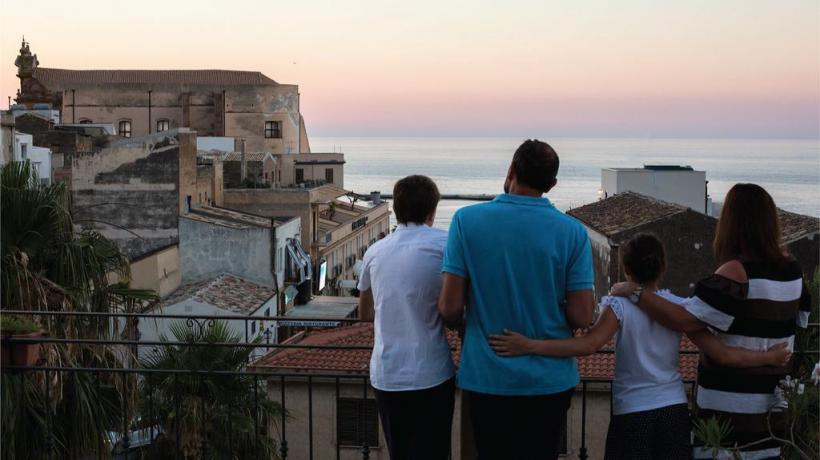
0, 309, 708, 460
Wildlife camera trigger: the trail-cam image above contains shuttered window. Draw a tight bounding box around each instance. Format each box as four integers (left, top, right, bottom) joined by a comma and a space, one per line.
337, 398, 379, 447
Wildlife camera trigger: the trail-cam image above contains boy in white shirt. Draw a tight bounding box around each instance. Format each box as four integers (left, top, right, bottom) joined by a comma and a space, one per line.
358, 175, 455, 460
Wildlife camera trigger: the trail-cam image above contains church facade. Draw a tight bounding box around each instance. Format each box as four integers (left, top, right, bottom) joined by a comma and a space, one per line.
14, 40, 310, 153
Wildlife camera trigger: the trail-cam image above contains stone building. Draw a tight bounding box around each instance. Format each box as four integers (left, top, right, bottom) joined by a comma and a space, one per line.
14, 39, 310, 154
71, 128, 200, 259
568, 192, 718, 300
223, 185, 391, 294
221, 151, 276, 187
778, 208, 820, 277
251, 323, 699, 460
179, 205, 309, 313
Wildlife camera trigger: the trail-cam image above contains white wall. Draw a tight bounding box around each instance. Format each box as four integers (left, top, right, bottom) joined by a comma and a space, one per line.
14, 133, 51, 184
601, 168, 707, 213
136, 297, 278, 361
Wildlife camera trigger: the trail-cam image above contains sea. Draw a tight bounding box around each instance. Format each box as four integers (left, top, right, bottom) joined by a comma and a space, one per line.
311, 137, 820, 230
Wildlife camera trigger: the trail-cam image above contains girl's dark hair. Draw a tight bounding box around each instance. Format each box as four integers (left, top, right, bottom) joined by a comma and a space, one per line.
621, 234, 666, 284
713, 183, 788, 265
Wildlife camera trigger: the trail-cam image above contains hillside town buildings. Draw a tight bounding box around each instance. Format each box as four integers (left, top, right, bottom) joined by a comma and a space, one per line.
10, 38, 390, 308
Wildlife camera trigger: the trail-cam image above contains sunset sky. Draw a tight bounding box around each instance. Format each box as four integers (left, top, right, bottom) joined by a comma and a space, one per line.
1, 0, 817, 138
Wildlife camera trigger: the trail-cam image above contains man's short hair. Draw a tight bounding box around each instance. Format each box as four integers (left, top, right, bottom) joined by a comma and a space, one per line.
512, 140, 559, 192
393, 175, 440, 224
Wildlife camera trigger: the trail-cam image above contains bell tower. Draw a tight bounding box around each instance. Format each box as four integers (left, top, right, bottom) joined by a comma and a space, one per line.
14, 38, 53, 108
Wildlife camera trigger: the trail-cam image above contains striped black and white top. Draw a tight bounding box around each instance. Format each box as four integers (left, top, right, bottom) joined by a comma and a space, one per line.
685, 259, 811, 460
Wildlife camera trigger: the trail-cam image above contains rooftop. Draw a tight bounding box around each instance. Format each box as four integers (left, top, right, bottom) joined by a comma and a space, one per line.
161, 273, 275, 315
284, 296, 359, 318
605, 165, 700, 172
222, 152, 275, 162
252, 323, 698, 380
568, 192, 689, 237
33, 68, 278, 87
185, 205, 273, 230
778, 208, 820, 243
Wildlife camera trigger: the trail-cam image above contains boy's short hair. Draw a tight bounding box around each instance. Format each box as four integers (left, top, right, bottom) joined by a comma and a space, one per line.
393, 175, 440, 225
621, 234, 667, 284
512, 139, 560, 192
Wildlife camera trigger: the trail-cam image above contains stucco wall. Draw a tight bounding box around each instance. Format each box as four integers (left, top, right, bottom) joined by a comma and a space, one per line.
71, 131, 196, 259
129, 245, 181, 298
613, 210, 717, 297
179, 216, 274, 287
57, 83, 302, 153
224, 189, 315, 250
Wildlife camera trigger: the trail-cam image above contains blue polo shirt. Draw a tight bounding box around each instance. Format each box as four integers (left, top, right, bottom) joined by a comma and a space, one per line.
442, 193, 593, 395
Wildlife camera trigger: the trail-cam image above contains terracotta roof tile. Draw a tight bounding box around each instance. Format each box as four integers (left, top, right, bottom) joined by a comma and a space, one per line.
568, 192, 690, 237
161, 273, 275, 314
33, 68, 278, 87
777, 208, 820, 243
252, 324, 697, 381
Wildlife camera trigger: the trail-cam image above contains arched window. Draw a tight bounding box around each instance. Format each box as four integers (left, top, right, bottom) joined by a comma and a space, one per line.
118, 120, 132, 138
79, 118, 93, 124
156, 119, 170, 132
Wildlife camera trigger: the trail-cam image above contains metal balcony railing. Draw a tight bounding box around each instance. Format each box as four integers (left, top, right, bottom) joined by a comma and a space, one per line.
0, 309, 708, 460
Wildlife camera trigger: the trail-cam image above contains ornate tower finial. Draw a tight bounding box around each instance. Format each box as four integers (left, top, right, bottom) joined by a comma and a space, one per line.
15, 37, 38, 77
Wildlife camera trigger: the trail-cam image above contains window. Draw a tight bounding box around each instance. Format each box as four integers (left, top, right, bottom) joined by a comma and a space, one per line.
118, 120, 132, 138
156, 119, 170, 132
295, 168, 304, 183
337, 398, 379, 447
325, 168, 334, 183
20, 144, 27, 160
264, 121, 282, 139
79, 118, 92, 124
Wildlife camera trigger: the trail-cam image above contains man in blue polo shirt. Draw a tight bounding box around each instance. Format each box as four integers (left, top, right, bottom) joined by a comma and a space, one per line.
438, 139, 594, 460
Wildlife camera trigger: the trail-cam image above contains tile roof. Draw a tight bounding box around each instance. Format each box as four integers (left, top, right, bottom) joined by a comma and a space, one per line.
252, 323, 698, 381
186, 205, 272, 229
161, 273, 275, 315
778, 208, 820, 243
33, 68, 278, 87
222, 152, 275, 162
568, 192, 690, 237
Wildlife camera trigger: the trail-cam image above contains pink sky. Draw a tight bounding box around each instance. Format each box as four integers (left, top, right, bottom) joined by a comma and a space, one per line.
1, 0, 817, 137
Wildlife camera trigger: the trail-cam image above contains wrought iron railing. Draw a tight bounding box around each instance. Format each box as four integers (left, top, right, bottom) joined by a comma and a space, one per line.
0, 309, 708, 460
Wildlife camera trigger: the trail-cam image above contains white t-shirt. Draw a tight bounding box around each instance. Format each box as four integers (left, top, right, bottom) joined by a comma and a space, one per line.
358, 223, 456, 391
603, 290, 688, 415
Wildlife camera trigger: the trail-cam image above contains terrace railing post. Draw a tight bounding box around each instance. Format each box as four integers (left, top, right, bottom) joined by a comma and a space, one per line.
96, 371, 103, 460
308, 375, 314, 460
280, 375, 288, 459
254, 374, 260, 460
148, 375, 155, 454
361, 377, 370, 460
200, 374, 208, 458
44, 369, 53, 460
174, 373, 181, 456
579, 381, 588, 460
335, 377, 341, 460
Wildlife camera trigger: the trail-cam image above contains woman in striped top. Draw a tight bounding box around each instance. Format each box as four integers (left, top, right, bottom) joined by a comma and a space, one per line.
611, 183, 811, 460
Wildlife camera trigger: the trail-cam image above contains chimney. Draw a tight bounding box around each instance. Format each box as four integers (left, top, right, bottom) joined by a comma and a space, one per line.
240, 138, 246, 183
370, 191, 382, 205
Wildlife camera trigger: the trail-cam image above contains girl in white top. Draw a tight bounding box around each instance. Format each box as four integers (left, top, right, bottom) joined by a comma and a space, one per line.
489, 233, 790, 460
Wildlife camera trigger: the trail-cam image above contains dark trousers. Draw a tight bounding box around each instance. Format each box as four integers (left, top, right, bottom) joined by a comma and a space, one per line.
467, 388, 573, 460
373, 377, 455, 460
604, 403, 692, 460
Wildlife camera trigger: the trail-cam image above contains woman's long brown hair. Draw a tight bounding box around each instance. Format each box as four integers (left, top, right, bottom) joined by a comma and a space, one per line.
713, 183, 788, 265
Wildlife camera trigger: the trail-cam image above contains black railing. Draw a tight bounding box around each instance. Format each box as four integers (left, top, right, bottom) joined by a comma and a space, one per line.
1, 309, 706, 460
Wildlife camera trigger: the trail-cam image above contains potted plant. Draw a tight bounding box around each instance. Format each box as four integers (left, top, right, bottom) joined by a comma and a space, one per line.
1, 315, 44, 366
